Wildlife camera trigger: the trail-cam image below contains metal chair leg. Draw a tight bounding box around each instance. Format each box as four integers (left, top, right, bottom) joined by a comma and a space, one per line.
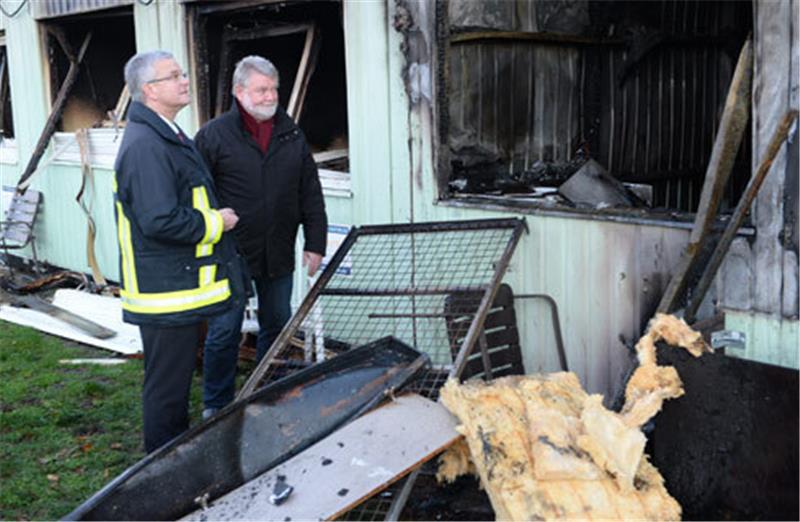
384, 467, 421, 521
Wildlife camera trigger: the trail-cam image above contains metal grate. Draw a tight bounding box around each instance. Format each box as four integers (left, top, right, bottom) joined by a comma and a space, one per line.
239, 218, 526, 400
233, 218, 525, 521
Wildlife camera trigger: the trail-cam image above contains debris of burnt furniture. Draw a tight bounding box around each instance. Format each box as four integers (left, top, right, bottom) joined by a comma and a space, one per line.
239, 218, 528, 398
5, 293, 115, 340
233, 218, 528, 519
65, 338, 428, 521
558, 158, 642, 209
182, 394, 461, 521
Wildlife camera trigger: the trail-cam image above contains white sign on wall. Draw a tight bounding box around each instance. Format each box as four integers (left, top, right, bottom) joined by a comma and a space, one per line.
322, 224, 352, 275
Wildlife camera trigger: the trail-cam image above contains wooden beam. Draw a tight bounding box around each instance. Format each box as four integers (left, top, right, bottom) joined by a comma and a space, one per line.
287, 24, 320, 123
16, 32, 93, 191
312, 148, 348, 163
9, 294, 116, 339
112, 84, 130, 121
215, 23, 312, 118
48, 25, 76, 62
0, 51, 7, 137
103, 84, 130, 128
656, 37, 753, 314
195, 0, 279, 16
224, 22, 311, 43
214, 39, 235, 118
685, 110, 798, 322
450, 30, 625, 47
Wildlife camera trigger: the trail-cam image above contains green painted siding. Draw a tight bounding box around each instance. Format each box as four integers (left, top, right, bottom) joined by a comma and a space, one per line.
725, 311, 799, 369
2, 0, 793, 397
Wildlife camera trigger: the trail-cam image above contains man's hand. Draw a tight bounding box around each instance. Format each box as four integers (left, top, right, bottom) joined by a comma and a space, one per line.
303, 251, 323, 277
219, 208, 239, 231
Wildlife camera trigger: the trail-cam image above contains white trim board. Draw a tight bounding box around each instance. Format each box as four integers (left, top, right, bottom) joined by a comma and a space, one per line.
0, 289, 141, 355
182, 394, 460, 521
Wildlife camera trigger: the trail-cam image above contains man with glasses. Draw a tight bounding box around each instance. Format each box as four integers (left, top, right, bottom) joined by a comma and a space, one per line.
114, 50, 249, 453
195, 55, 327, 419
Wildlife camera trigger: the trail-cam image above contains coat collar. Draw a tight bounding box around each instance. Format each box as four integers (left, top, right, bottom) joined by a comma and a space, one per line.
128, 101, 189, 148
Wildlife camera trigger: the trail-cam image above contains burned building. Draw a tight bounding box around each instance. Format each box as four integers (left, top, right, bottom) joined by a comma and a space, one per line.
0, 0, 797, 520
0, 0, 796, 425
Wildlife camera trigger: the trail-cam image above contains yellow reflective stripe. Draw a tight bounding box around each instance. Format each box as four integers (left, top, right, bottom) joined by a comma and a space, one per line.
120, 279, 231, 314
199, 264, 217, 287
193, 186, 222, 258
115, 201, 138, 294
198, 209, 223, 246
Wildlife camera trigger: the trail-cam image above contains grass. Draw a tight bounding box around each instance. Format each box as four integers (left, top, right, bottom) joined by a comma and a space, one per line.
0, 320, 207, 520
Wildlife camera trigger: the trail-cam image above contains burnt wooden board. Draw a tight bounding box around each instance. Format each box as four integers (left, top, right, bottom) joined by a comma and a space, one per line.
183, 394, 460, 521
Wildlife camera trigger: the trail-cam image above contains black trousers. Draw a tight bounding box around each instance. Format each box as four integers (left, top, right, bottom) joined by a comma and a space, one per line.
139, 323, 200, 453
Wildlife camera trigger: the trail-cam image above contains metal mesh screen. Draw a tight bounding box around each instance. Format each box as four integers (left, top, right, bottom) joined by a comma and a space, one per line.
240, 218, 526, 400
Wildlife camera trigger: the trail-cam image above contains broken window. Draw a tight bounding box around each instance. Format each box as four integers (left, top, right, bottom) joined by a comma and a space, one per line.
0, 32, 17, 165
0, 33, 14, 140
41, 6, 135, 132
438, 0, 753, 216
189, 0, 350, 180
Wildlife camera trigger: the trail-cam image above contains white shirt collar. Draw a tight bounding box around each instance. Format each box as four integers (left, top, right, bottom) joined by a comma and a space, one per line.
156, 112, 180, 135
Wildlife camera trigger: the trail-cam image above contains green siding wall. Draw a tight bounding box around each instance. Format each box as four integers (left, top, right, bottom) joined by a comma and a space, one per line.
2, 1, 794, 397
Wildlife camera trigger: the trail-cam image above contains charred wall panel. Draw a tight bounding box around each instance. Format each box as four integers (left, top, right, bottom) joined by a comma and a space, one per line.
449, 42, 580, 173
43, 7, 135, 131
445, 0, 752, 214
594, 0, 752, 211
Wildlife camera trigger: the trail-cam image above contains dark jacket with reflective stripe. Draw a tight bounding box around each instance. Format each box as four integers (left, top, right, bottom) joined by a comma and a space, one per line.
114, 101, 248, 326
194, 104, 327, 280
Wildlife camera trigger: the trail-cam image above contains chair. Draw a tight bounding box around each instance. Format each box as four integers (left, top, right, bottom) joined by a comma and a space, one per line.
444, 283, 526, 380
1, 187, 43, 275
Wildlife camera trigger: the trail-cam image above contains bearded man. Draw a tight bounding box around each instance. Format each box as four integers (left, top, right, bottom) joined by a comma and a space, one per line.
194, 55, 327, 418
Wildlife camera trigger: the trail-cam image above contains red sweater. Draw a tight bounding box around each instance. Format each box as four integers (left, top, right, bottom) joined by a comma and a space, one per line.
236, 100, 274, 153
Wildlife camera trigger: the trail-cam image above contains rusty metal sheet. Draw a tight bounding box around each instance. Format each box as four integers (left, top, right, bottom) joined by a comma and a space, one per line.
64, 336, 428, 521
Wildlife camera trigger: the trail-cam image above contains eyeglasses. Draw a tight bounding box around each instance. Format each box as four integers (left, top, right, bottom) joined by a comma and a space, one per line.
146, 71, 189, 84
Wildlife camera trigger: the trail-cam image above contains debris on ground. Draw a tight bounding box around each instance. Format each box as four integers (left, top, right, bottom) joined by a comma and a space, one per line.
438, 314, 710, 521
0, 288, 141, 355
182, 394, 459, 521
66, 338, 427, 521
58, 358, 128, 365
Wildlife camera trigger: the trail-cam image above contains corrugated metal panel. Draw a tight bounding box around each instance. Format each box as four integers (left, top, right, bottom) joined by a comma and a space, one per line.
450, 43, 580, 169
33, 0, 133, 19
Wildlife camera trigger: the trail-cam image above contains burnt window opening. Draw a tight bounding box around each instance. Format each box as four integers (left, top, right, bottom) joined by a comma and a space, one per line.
42, 7, 135, 132
439, 0, 753, 216
191, 0, 349, 172
0, 38, 14, 140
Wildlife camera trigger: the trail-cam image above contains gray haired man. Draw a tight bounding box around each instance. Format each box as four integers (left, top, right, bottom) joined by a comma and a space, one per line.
115, 50, 247, 452
195, 55, 327, 418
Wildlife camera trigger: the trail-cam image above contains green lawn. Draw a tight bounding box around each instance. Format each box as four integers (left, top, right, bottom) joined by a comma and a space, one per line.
0, 321, 207, 520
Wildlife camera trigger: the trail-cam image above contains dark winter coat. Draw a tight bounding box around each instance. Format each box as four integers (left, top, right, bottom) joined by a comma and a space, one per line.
114, 101, 248, 326
194, 104, 327, 280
